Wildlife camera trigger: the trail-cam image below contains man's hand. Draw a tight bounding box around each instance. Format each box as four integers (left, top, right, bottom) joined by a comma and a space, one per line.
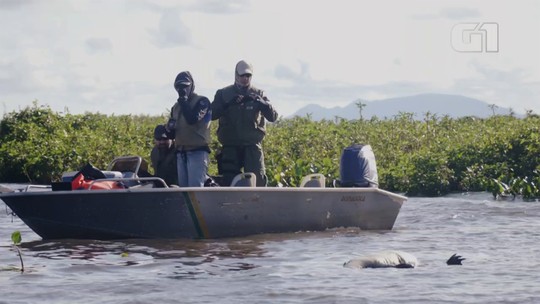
165, 118, 176, 138
249, 94, 269, 105
225, 95, 244, 107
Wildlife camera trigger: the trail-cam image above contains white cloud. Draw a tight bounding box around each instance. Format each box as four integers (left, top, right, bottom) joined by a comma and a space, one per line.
0, 0, 539, 118
85, 38, 113, 54
149, 9, 192, 48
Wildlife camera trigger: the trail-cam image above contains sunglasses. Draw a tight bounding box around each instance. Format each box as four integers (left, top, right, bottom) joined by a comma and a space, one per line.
239, 74, 252, 78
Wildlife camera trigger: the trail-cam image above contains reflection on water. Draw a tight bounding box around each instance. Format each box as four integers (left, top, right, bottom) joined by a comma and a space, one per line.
22, 237, 268, 271
11, 227, 370, 280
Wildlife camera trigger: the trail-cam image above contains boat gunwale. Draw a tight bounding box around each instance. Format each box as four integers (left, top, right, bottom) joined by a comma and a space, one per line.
0, 186, 407, 201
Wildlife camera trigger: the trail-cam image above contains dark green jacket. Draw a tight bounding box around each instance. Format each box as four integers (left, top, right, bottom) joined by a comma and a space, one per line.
211, 85, 278, 145
150, 145, 178, 185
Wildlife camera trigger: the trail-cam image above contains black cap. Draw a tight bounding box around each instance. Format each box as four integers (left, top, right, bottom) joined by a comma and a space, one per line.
154, 125, 169, 140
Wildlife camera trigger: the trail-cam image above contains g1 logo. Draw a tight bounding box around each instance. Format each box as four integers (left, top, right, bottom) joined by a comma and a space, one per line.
451, 23, 499, 53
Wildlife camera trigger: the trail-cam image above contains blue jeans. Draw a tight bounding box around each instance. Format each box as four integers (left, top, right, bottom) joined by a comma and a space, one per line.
176, 150, 209, 187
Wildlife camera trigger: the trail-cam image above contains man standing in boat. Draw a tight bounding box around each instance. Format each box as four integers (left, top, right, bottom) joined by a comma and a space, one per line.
211, 60, 278, 186
150, 124, 178, 186
167, 71, 212, 187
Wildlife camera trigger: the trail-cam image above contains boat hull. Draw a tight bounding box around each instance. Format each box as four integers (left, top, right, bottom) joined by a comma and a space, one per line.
1, 187, 406, 240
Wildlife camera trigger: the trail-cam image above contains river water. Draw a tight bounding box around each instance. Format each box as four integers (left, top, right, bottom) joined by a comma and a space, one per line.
1, 188, 539, 304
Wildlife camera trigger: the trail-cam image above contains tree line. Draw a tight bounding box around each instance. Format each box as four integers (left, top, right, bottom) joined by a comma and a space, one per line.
1, 103, 540, 198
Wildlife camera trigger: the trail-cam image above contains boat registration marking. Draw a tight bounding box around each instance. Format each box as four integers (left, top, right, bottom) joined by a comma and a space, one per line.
341, 195, 366, 202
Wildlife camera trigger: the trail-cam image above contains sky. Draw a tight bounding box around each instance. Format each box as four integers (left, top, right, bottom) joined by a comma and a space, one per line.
1, 0, 539, 118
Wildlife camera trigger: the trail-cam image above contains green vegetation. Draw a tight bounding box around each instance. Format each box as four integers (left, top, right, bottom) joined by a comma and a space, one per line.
0, 102, 165, 183
11, 231, 24, 272
2, 103, 540, 199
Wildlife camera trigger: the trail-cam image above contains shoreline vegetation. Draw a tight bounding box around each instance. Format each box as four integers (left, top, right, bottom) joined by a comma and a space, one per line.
1, 103, 540, 199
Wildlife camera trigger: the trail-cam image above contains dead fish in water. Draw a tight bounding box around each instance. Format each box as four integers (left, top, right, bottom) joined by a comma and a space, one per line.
343, 251, 418, 269
446, 253, 466, 265
344, 251, 466, 269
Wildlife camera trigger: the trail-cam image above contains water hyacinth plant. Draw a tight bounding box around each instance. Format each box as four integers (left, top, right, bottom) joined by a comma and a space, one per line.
2, 103, 540, 198
11, 230, 24, 272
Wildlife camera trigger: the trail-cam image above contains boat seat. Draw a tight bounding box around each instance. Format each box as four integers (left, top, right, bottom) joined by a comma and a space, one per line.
107, 156, 149, 176
230, 172, 256, 187
300, 173, 326, 188
121, 172, 136, 179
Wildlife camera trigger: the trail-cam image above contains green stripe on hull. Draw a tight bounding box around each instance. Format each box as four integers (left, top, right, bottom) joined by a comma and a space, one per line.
182, 191, 210, 238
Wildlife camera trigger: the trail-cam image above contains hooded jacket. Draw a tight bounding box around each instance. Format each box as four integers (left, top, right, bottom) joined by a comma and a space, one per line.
170, 71, 212, 151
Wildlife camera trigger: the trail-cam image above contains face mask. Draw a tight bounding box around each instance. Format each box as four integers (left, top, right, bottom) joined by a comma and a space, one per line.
176, 84, 192, 102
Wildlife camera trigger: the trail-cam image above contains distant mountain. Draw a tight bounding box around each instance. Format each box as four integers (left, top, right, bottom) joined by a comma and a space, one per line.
290, 93, 516, 120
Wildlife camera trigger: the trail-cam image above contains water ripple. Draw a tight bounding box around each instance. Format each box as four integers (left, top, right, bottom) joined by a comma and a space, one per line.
2, 193, 540, 303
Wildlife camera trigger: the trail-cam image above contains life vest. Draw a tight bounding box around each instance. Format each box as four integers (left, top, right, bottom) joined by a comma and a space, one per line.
171, 94, 211, 150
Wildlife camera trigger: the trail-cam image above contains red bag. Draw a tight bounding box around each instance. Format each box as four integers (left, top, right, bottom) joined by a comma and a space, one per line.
71, 173, 125, 190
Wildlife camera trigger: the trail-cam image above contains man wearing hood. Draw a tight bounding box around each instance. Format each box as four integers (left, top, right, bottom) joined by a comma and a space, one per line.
211, 60, 278, 187
167, 71, 212, 187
